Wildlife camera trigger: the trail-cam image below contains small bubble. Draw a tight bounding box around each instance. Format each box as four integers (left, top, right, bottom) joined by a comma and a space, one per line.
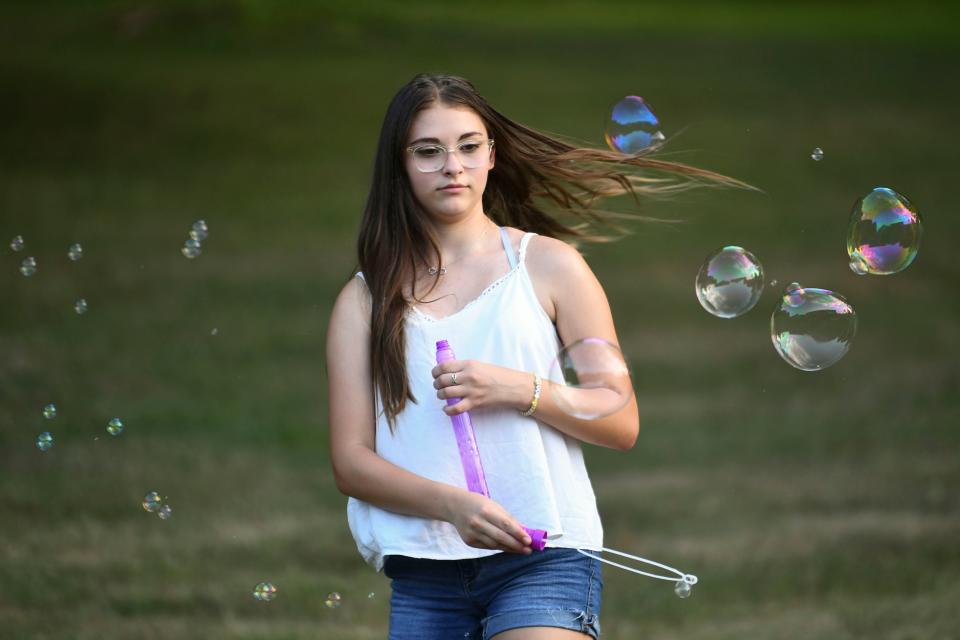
157, 504, 172, 520
253, 582, 277, 602
367, 592, 375, 599
181, 238, 201, 259
20, 256, 37, 276
142, 491, 162, 512
210, 327, 219, 336
67, 243, 84, 261
674, 580, 692, 598
10, 235, 24, 251
811, 147, 824, 161
37, 431, 54, 451
107, 417, 124, 436
191, 220, 209, 242
324, 592, 342, 609
74, 298, 89, 315
42, 403, 57, 420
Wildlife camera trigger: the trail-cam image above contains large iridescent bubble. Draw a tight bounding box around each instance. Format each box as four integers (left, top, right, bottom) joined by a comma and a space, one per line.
771, 283, 857, 371
605, 96, 664, 154
847, 187, 922, 275
695, 246, 765, 318
549, 338, 633, 420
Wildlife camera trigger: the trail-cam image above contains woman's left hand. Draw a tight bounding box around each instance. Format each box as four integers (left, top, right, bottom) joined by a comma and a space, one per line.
431, 359, 527, 415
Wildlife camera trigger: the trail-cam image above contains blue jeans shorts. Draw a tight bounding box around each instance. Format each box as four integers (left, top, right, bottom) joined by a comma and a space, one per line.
383, 547, 602, 639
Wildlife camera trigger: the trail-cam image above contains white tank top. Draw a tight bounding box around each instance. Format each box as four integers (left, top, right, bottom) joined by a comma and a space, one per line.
348, 231, 603, 571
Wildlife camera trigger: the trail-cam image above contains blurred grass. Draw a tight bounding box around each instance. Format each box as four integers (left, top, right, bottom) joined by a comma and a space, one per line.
2, 1, 959, 638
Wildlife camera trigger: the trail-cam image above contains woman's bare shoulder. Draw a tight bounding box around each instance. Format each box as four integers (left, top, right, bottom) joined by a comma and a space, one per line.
525, 233, 591, 278
329, 274, 372, 331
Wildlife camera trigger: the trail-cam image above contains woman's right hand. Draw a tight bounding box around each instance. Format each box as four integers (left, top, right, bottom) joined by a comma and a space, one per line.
448, 491, 532, 555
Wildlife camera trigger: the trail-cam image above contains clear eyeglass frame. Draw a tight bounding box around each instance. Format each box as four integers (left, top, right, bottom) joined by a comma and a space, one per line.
405, 139, 495, 173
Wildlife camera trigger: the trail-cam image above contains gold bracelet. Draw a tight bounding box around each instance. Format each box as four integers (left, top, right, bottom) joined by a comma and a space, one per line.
520, 373, 541, 417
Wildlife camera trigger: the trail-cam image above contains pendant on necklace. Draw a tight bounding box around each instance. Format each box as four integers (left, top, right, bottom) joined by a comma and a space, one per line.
427, 266, 447, 276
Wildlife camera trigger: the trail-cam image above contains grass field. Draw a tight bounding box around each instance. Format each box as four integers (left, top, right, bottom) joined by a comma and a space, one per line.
2, 2, 959, 638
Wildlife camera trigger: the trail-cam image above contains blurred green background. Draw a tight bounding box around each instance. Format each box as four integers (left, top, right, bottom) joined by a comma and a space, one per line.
2, 1, 959, 638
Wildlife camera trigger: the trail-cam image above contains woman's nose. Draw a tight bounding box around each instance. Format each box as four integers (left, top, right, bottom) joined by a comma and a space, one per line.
442, 149, 464, 175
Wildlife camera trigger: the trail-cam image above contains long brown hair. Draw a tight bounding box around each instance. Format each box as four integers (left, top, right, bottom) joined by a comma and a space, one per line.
357, 73, 749, 430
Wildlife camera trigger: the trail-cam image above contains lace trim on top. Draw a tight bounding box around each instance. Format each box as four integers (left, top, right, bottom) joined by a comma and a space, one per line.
408, 233, 534, 324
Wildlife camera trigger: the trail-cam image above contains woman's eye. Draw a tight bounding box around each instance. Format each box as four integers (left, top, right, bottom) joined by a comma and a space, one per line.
459, 143, 481, 154
416, 146, 442, 157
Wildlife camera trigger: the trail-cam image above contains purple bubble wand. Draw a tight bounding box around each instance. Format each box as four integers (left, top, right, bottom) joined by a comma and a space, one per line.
435, 340, 548, 551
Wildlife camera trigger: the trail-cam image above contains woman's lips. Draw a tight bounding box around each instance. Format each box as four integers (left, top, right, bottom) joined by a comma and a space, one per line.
439, 184, 467, 191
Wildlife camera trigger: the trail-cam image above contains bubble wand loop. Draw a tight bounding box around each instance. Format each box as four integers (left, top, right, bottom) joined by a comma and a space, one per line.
434, 338, 698, 596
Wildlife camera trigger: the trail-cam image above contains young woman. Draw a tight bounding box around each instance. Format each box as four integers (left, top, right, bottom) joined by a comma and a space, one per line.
326, 73, 739, 639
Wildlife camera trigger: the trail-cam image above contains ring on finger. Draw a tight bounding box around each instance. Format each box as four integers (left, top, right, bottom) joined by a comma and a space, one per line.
451, 371, 458, 385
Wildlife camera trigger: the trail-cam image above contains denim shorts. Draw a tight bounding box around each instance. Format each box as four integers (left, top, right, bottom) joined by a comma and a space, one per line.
383, 547, 602, 639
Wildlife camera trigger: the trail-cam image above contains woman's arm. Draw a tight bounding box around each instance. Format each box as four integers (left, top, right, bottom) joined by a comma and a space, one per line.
431, 235, 640, 451
326, 276, 532, 553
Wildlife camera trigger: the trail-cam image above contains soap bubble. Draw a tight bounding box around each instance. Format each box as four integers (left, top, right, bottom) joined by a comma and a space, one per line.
253, 582, 277, 602
367, 592, 376, 599
142, 491, 162, 512
811, 147, 824, 161
67, 243, 83, 261
20, 257, 37, 276
190, 220, 208, 242
10, 235, 24, 251
36, 432, 54, 451
74, 299, 88, 315
847, 187, 922, 275
674, 580, 692, 598
181, 239, 201, 259
107, 418, 124, 436
549, 338, 633, 420
42, 403, 57, 420
325, 592, 342, 608
157, 504, 172, 520
695, 246, 765, 318
605, 96, 665, 154
771, 283, 857, 371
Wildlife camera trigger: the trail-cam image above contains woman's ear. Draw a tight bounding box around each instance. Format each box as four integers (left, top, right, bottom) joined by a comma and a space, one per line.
489, 147, 496, 170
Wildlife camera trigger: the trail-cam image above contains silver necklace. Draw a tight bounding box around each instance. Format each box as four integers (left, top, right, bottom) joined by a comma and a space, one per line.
427, 223, 495, 277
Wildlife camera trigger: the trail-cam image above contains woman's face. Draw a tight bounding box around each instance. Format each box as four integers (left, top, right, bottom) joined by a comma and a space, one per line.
404, 104, 495, 223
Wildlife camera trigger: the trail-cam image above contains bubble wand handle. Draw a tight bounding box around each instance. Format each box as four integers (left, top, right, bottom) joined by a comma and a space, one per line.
435, 339, 547, 551
436, 340, 490, 497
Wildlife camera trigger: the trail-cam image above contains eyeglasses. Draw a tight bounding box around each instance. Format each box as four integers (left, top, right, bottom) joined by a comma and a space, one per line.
405, 139, 494, 173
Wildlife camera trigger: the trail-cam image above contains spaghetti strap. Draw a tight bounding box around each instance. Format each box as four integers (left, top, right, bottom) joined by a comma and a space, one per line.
518, 232, 537, 265
499, 227, 517, 270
